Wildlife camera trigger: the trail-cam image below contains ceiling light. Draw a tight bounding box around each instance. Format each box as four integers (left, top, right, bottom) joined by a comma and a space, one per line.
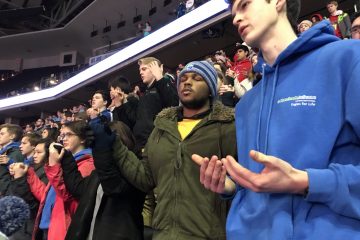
0, 0, 229, 110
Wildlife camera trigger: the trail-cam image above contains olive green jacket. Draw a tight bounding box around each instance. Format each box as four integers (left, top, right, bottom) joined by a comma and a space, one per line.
113, 102, 237, 240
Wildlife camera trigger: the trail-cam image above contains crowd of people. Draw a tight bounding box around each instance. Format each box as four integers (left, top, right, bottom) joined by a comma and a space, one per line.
0, 0, 360, 239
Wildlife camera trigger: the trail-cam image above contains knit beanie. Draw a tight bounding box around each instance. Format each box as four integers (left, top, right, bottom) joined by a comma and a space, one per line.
177, 61, 217, 100
298, 20, 313, 31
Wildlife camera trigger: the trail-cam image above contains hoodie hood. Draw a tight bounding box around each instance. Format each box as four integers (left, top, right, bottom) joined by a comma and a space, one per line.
258, 20, 337, 68
228, 18, 360, 240
0, 142, 20, 155
156, 101, 234, 123
311, 13, 323, 21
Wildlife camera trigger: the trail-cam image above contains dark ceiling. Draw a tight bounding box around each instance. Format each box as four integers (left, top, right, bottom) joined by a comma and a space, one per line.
0, 0, 95, 36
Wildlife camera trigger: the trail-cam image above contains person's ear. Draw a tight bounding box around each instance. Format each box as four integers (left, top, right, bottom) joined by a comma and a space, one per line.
275, 0, 286, 13
9, 133, 15, 141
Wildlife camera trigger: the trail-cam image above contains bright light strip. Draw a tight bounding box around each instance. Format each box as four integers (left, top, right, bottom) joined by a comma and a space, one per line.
0, 0, 229, 110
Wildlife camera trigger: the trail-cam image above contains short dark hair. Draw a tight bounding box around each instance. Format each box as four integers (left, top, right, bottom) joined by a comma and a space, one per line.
108, 76, 131, 94
0, 124, 23, 142
64, 111, 73, 118
63, 120, 92, 148
26, 123, 35, 130
42, 127, 59, 142
37, 118, 45, 124
286, 0, 301, 32
228, 0, 301, 33
23, 133, 42, 146
351, 12, 360, 23
94, 90, 110, 104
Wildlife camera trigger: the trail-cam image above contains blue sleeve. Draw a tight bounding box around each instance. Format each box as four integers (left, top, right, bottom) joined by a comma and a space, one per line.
100, 110, 113, 122
305, 60, 360, 219
89, 116, 101, 126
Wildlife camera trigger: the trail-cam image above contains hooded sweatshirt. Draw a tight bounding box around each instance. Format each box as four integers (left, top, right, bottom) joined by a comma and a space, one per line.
227, 20, 360, 240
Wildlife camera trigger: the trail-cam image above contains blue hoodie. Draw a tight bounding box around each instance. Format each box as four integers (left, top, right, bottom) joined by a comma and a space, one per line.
227, 21, 360, 239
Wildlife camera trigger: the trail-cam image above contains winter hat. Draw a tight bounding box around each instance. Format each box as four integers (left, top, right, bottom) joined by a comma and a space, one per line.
178, 61, 217, 100
0, 196, 30, 237
311, 13, 323, 22
298, 20, 312, 31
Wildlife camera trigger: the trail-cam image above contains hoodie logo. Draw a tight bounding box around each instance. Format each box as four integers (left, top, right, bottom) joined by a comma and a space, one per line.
277, 95, 317, 107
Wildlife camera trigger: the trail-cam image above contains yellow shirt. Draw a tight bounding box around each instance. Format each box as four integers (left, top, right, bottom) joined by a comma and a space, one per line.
177, 119, 202, 140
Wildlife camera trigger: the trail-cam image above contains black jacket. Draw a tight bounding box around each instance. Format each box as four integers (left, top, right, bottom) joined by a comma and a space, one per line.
133, 76, 179, 151
8, 164, 48, 240
62, 149, 145, 240
0, 146, 24, 195
112, 95, 139, 130
8, 164, 48, 217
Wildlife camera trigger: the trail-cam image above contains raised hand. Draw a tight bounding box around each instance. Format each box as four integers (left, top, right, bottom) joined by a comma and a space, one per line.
0, 155, 10, 165
87, 108, 100, 119
148, 61, 164, 81
9, 163, 28, 179
225, 68, 236, 78
48, 143, 65, 166
222, 151, 308, 194
192, 154, 235, 195
219, 84, 234, 95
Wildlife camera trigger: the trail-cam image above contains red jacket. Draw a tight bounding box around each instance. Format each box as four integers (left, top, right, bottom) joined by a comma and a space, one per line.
28, 153, 94, 240
231, 58, 252, 83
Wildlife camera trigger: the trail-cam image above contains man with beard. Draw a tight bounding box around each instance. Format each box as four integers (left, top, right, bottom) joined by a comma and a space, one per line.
93, 60, 237, 239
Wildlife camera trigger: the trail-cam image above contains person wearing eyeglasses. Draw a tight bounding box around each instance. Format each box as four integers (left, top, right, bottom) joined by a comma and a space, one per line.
15, 121, 95, 240
351, 12, 360, 40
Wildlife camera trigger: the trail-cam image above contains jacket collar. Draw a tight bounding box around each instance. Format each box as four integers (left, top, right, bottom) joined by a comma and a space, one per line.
156, 101, 234, 123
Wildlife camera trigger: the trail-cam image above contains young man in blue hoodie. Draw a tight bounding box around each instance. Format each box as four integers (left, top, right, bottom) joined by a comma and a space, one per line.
0, 124, 24, 196
192, 0, 360, 239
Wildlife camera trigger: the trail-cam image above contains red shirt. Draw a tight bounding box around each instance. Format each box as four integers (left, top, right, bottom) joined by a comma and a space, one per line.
231, 59, 252, 83
329, 15, 342, 38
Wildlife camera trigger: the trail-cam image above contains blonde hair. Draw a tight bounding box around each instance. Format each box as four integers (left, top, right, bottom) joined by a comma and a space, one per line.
138, 57, 161, 66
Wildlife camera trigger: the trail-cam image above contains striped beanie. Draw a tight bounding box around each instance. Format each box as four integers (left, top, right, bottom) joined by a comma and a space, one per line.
177, 61, 218, 100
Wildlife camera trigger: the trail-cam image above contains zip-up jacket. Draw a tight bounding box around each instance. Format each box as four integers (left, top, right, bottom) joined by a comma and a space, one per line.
113, 101, 237, 239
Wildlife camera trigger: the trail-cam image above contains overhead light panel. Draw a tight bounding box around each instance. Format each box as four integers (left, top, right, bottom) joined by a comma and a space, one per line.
0, 0, 230, 110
